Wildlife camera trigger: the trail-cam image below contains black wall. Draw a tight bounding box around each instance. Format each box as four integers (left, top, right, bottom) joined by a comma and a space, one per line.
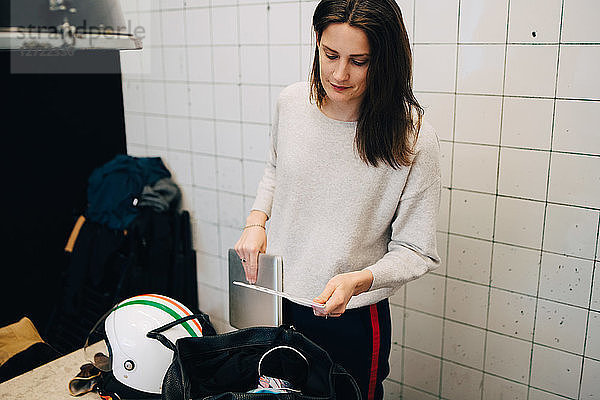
0, 49, 127, 342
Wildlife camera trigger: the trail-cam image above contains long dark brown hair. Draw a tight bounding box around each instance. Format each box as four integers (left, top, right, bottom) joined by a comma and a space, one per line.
310, 0, 422, 169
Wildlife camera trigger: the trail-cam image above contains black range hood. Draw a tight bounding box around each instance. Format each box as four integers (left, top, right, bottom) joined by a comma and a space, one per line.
1, 0, 142, 50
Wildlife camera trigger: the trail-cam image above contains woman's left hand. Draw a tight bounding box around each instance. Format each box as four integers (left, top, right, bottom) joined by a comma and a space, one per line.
312, 270, 373, 317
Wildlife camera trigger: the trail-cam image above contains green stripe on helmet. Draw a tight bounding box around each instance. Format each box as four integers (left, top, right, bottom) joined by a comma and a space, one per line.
116, 299, 198, 337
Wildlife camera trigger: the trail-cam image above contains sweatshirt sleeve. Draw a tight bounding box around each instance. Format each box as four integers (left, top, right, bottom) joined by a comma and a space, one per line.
365, 126, 442, 291
250, 99, 280, 218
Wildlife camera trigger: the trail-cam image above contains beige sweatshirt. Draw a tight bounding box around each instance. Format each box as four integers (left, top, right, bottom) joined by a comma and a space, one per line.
251, 82, 441, 309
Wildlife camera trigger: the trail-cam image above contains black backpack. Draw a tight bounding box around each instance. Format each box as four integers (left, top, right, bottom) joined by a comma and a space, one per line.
47, 156, 198, 355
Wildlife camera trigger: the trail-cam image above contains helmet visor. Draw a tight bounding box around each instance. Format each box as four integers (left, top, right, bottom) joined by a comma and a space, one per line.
83, 307, 115, 372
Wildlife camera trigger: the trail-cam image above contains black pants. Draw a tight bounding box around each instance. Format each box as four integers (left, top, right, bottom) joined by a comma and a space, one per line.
282, 298, 391, 400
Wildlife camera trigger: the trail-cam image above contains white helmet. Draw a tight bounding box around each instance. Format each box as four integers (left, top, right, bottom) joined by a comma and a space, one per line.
84, 294, 204, 394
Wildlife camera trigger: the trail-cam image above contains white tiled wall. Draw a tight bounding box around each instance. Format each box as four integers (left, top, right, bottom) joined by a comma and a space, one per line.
119, 0, 599, 398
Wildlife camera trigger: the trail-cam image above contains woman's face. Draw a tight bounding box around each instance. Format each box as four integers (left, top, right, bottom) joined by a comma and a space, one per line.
318, 23, 370, 113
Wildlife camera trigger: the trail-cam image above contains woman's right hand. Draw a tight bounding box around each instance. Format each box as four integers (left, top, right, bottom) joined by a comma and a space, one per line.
234, 210, 268, 284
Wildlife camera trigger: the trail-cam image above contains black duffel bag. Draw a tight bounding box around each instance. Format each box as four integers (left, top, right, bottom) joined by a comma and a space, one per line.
161, 325, 361, 400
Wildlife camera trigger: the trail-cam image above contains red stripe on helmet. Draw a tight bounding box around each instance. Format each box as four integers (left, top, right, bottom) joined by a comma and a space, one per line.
141, 294, 203, 334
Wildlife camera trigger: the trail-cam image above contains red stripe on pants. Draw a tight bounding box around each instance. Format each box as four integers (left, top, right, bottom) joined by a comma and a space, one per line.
367, 304, 380, 400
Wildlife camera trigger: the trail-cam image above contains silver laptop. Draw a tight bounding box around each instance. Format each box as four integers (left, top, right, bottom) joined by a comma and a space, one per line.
228, 248, 283, 329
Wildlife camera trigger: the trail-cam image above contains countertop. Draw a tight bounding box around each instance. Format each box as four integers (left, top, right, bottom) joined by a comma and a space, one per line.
0, 345, 98, 400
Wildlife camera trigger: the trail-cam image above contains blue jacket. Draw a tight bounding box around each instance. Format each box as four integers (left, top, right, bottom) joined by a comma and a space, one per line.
86, 155, 170, 230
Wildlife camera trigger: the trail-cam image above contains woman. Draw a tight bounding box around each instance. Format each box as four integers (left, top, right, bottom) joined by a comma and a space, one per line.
235, 0, 441, 398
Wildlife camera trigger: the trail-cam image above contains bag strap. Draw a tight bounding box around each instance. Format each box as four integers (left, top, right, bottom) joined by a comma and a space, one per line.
332, 364, 362, 400
257, 345, 308, 377
146, 313, 212, 351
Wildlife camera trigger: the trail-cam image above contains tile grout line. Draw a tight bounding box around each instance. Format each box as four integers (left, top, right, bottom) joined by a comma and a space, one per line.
135, 0, 150, 155
263, 1, 273, 234
298, 0, 303, 84
436, 0, 461, 397
157, 5, 170, 153
400, 0, 417, 394
236, 0, 247, 218
266, 0, 273, 171
578, 213, 600, 399
413, 89, 600, 102
411, 41, 599, 46
526, 0, 565, 398
139, 42, 600, 48
438, 187, 600, 213
481, 2, 511, 396
207, 0, 224, 263
125, 109, 273, 126
398, 1, 417, 396
182, 0, 197, 217
437, 140, 600, 160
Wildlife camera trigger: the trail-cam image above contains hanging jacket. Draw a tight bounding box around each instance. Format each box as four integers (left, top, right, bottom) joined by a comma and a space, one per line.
86, 155, 171, 230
